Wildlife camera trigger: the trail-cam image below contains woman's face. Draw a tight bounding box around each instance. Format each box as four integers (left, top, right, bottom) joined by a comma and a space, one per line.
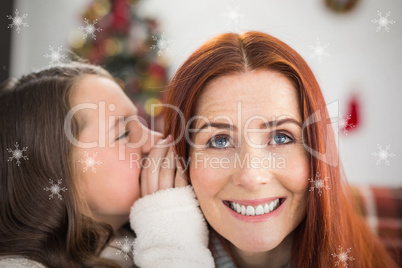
190, 70, 309, 252
71, 75, 162, 228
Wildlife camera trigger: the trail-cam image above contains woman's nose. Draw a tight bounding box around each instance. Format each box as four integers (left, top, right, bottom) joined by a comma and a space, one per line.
231, 151, 273, 191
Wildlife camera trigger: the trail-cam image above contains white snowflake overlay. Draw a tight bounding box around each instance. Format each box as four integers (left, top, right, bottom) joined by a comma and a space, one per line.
222, 4, 245, 31
43, 46, 67, 67
331, 246, 355, 267
43, 179, 67, 200
372, 11, 396, 32
78, 18, 102, 40
331, 113, 355, 135
371, 144, 395, 166
308, 39, 330, 63
116, 236, 135, 261
6, 9, 28, 34
78, 151, 102, 173
150, 32, 172, 56
7, 142, 28, 166
308, 172, 330, 196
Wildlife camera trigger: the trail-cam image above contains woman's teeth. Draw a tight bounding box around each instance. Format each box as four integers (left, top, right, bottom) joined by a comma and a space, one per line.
229, 198, 281, 216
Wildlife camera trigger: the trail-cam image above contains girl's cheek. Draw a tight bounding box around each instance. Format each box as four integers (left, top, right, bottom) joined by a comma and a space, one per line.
125, 149, 142, 174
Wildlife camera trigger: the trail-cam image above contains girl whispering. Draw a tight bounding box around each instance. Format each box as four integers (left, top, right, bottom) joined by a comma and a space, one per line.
0, 62, 213, 268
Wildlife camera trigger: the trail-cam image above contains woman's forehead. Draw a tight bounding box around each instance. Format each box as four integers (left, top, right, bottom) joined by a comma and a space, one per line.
194, 70, 301, 123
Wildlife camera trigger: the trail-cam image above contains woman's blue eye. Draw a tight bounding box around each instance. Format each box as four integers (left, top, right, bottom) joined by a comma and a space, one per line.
271, 134, 292, 145
209, 137, 230, 148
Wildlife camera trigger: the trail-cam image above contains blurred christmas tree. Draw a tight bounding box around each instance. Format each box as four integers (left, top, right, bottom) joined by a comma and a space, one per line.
69, 0, 169, 131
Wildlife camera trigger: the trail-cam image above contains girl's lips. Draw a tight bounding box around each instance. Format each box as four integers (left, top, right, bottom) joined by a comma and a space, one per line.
223, 198, 286, 223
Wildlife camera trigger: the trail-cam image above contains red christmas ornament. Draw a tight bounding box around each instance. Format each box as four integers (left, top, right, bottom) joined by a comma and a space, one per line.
345, 94, 360, 133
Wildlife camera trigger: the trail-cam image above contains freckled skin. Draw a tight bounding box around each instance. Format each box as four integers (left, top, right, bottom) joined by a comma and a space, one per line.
190, 70, 309, 266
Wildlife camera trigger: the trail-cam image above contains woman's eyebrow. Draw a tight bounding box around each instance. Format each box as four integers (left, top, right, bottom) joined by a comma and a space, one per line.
195, 122, 236, 135
261, 118, 302, 128
194, 118, 302, 135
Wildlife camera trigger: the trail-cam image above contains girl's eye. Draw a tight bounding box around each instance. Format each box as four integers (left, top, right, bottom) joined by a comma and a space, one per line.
207, 136, 231, 149
270, 133, 293, 145
116, 131, 129, 141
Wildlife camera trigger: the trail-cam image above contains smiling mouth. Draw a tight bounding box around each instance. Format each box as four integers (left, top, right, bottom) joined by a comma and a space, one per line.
223, 198, 285, 216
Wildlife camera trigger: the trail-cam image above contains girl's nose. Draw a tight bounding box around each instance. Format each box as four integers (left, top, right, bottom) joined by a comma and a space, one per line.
141, 127, 164, 154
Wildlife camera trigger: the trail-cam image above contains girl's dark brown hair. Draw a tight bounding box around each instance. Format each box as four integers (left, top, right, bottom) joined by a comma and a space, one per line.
0, 62, 120, 267
164, 31, 398, 267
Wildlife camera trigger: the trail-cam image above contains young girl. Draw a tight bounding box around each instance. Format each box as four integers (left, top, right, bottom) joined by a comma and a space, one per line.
0, 62, 214, 267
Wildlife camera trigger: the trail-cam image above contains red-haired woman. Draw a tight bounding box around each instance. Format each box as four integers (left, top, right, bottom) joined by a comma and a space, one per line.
164, 31, 398, 268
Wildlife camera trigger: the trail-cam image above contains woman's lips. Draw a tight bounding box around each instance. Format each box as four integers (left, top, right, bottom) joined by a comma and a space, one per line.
223, 197, 286, 222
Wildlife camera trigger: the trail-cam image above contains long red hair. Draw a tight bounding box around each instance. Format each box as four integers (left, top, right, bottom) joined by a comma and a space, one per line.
164, 32, 397, 267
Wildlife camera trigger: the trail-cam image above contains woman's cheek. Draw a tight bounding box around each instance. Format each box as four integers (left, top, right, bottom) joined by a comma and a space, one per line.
191, 163, 231, 224
191, 152, 229, 188
279, 151, 310, 203
190, 163, 221, 222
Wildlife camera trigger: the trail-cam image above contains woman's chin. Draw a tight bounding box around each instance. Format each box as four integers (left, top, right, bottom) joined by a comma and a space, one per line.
231, 236, 283, 253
